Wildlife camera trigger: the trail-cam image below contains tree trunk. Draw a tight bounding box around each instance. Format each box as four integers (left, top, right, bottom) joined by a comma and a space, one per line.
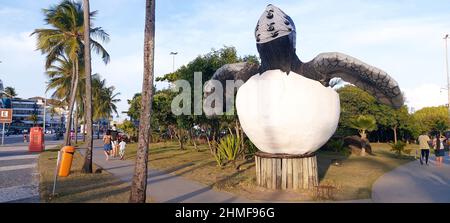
97, 120, 100, 139
190, 129, 198, 150
74, 107, 78, 144
393, 126, 398, 144
82, 0, 94, 174
129, 0, 155, 203
64, 61, 79, 146
177, 129, 185, 150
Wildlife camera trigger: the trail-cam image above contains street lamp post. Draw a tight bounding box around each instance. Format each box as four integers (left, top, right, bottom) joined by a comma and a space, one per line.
170, 52, 178, 73
37, 97, 47, 134
445, 34, 450, 121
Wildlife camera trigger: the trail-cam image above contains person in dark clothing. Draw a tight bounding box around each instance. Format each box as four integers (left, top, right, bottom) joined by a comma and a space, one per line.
434, 134, 446, 167
110, 124, 119, 158
418, 133, 431, 165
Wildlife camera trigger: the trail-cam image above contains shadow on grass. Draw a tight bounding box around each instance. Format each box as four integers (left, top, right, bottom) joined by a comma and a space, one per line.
41, 174, 128, 202
317, 150, 351, 181
148, 160, 216, 185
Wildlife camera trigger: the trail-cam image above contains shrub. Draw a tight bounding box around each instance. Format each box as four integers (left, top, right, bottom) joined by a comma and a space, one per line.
390, 141, 410, 156
217, 135, 243, 166
327, 139, 346, 153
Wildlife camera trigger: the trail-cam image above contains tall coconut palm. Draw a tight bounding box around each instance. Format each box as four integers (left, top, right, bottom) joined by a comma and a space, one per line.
32, 0, 110, 146
46, 55, 86, 145
130, 0, 155, 203
82, 0, 94, 173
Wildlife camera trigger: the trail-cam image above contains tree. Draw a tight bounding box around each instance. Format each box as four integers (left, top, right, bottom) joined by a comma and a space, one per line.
3, 87, 17, 98
126, 93, 142, 121
28, 114, 39, 126
130, 0, 155, 203
349, 115, 377, 140
157, 46, 258, 149
32, 0, 110, 146
413, 106, 449, 135
118, 120, 138, 142
82, 0, 94, 173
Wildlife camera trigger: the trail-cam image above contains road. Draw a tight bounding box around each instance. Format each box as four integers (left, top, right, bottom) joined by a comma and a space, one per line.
1, 134, 64, 145
0, 137, 63, 203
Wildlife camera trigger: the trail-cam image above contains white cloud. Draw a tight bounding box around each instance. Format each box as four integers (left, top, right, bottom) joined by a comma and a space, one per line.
403, 84, 448, 111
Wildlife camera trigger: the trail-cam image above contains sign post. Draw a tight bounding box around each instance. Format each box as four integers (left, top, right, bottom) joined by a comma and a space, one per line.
0, 108, 13, 145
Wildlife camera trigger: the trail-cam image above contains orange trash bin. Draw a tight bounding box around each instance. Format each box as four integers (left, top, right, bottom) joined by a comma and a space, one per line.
58, 146, 75, 177
29, 127, 45, 152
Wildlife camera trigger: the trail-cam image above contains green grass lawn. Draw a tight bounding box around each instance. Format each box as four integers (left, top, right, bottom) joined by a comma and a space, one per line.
39, 145, 134, 203
124, 141, 417, 201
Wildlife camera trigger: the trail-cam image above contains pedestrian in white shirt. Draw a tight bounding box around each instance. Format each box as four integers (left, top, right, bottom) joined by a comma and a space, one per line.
119, 136, 127, 160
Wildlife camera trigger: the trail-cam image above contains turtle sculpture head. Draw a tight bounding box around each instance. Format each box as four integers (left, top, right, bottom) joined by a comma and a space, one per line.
255, 4, 298, 74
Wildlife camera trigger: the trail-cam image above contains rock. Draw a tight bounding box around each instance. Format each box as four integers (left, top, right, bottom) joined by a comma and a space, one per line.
344, 135, 372, 155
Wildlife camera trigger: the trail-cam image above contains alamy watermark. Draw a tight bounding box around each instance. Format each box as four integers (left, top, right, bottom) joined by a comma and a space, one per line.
170, 72, 244, 116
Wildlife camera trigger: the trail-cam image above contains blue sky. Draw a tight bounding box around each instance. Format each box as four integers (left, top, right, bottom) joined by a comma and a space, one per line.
1, 0, 450, 120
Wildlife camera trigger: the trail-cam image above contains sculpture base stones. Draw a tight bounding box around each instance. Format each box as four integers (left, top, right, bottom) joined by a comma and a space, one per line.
255, 151, 318, 190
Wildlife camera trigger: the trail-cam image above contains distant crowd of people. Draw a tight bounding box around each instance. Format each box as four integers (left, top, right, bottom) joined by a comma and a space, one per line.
102, 124, 127, 161
417, 132, 447, 167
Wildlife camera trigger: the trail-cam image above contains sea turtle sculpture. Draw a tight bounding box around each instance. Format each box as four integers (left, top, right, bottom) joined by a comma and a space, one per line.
204, 4, 403, 155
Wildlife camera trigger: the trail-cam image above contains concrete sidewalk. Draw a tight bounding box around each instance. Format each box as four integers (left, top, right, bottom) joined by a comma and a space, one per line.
372, 153, 450, 203
79, 140, 249, 203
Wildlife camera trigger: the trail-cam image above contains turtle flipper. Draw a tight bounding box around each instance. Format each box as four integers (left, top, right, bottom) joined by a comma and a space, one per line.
303, 52, 404, 108
203, 62, 259, 116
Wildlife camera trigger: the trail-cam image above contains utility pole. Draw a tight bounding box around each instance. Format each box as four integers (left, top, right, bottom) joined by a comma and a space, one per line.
445, 34, 450, 121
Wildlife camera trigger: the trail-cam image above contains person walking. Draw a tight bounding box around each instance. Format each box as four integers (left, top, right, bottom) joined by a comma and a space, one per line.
434, 134, 446, 167
103, 130, 112, 161
418, 133, 431, 166
110, 124, 119, 158
119, 136, 127, 160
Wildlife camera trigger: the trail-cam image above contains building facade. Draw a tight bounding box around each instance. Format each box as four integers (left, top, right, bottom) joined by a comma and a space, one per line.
3, 98, 66, 133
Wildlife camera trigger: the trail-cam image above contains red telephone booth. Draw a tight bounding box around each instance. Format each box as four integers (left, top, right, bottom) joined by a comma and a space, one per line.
29, 127, 45, 152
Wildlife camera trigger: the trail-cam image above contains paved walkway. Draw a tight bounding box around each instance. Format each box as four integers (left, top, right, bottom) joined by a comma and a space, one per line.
372, 153, 450, 203
80, 140, 249, 203
0, 141, 61, 203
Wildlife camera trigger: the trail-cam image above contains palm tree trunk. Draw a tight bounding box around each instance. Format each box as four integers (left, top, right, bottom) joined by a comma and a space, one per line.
129, 0, 155, 203
97, 120, 101, 139
82, 0, 94, 173
64, 61, 79, 146
393, 126, 398, 144
74, 107, 78, 144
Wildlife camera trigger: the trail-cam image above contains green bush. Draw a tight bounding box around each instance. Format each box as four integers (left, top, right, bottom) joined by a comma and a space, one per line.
217, 135, 243, 166
327, 139, 346, 153
390, 141, 410, 156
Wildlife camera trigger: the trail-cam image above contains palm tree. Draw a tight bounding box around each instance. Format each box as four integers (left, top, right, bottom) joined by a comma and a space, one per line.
81, 0, 94, 173
46, 55, 86, 145
3, 87, 17, 98
130, 0, 155, 203
91, 74, 120, 139
350, 115, 377, 141
32, 0, 110, 146
28, 114, 39, 126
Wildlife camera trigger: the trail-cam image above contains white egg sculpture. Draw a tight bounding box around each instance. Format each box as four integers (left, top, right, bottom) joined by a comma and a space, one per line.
236, 70, 340, 155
